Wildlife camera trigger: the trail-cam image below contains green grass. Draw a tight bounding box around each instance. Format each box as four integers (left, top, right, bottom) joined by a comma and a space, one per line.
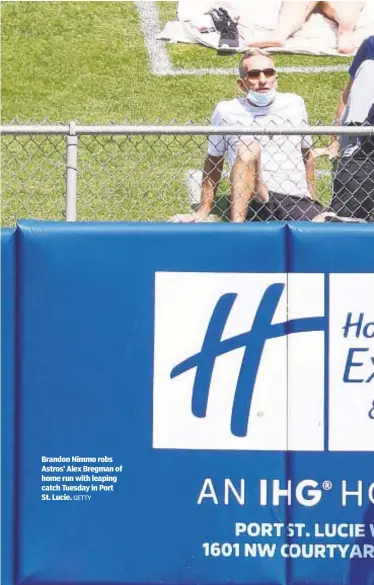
1, 1, 349, 225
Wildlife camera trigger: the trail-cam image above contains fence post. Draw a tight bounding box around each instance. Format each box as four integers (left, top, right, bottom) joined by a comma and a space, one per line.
65, 121, 78, 221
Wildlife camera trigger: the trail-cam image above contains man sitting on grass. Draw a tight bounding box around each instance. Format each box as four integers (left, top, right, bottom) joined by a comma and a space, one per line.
170, 48, 326, 223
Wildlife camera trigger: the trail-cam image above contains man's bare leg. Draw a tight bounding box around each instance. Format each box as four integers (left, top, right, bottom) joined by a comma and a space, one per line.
230, 141, 268, 222
320, 2, 365, 54
248, 1, 318, 48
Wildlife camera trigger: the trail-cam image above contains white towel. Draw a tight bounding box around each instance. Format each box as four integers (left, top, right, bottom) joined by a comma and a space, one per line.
158, 0, 374, 56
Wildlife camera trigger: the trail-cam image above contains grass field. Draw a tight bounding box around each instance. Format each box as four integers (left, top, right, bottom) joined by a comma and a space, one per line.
1, 1, 351, 225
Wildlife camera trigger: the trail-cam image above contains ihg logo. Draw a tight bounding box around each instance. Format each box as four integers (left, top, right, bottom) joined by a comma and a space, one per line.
153, 272, 374, 452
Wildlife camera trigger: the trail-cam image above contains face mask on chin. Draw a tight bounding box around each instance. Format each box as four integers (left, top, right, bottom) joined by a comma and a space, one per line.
247, 89, 276, 107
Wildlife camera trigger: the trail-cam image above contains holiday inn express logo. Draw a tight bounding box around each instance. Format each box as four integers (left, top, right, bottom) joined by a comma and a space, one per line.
170, 283, 325, 438
153, 272, 374, 452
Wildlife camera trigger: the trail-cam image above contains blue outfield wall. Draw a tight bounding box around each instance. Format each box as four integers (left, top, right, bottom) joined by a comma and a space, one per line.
1, 220, 374, 585
1, 228, 16, 585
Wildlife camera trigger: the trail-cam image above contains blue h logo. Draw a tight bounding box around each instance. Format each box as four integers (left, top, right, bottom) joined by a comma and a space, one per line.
171, 284, 325, 438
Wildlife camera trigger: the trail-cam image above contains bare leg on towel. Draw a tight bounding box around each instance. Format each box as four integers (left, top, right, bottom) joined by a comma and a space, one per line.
248, 1, 365, 54
319, 2, 365, 54
247, 1, 318, 49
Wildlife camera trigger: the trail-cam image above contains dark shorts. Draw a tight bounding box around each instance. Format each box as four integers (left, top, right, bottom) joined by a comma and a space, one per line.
246, 192, 325, 222
330, 153, 374, 221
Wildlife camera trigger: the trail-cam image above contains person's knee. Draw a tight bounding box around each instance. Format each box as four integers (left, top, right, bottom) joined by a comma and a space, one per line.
333, 6, 361, 31
235, 140, 261, 165
336, 16, 355, 31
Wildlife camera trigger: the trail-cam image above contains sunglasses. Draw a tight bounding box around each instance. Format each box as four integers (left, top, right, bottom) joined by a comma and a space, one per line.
243, 68, 277, 80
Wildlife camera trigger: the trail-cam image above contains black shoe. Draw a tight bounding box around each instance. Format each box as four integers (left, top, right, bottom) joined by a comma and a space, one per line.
207, 8, 227, 33
208, 7, 239, 51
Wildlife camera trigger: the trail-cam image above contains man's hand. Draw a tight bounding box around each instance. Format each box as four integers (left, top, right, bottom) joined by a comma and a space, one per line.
168, 213, 201, 223
168, 212, 218, 223
313, 142, 340, 161
168, 155, 224, 223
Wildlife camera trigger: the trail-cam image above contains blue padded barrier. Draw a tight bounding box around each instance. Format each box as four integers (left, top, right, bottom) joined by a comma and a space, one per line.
14, 221, 288, 585
287, 224, 374, 585
1, 228, 16, 585
3, 220, 374, 585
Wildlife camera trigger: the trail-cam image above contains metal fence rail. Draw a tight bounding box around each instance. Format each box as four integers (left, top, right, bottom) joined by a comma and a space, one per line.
2, 123, 373, 225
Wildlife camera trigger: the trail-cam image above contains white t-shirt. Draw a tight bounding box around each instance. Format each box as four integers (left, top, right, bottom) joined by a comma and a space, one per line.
208, 93, 312, 198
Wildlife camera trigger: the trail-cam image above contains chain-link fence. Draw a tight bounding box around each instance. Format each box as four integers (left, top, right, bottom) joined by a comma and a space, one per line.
2, 122, 373, 226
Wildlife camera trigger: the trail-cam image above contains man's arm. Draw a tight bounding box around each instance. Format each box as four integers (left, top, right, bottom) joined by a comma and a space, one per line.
194, 155, 224, 219
302, 147, 317, 201
336, 78, 353, 123
325, 78, 354, 157
315, 38, 374, 160
168, 103, 226, 223
168, 155, 224, 223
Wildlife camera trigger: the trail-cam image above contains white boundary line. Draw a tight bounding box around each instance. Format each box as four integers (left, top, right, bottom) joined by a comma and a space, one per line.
135, 1, 174, 75
136, 1, 349, 76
